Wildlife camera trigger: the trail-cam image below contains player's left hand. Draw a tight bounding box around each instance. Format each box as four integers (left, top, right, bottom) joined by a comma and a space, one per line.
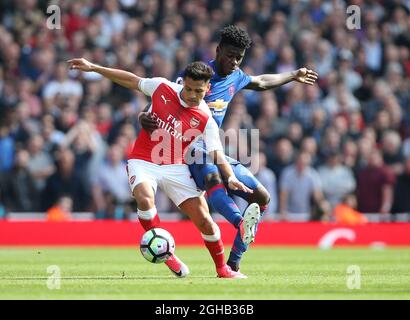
139, 112, 159, 133
227, 176, 253, 194
67, 58, 94, 72
294, 68, 318, 85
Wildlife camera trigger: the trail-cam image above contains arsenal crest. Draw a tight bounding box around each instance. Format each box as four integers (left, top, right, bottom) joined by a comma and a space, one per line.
190, 117, 200, 128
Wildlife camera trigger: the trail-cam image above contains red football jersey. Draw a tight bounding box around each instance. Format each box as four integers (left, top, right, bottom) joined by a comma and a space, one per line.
129, 78, 222, 165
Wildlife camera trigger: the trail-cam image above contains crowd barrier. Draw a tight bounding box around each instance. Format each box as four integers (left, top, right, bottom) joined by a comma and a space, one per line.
1, 221, 410, 247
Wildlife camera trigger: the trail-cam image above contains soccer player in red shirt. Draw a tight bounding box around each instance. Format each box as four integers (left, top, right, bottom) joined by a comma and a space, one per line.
68, 58, 252, 278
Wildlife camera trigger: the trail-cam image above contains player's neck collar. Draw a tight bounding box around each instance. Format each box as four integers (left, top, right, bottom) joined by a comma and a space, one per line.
178, 88, 194, 109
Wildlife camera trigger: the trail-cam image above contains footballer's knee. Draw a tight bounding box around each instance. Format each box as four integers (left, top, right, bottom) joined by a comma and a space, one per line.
248, 186, 270, 207
204, 172, 223, 191
135, 196, 155, 211
132, 185, 155, 210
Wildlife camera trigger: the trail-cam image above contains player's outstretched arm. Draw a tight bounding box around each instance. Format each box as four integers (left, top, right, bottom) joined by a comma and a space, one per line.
209, 150, 253, 194
245, 68, 318, 91
67, 58, 142, 91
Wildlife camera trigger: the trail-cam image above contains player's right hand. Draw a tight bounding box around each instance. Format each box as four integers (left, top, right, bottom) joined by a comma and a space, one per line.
67, 58, 94, 72
139, 112, 159, 133
227, 176, 253, 194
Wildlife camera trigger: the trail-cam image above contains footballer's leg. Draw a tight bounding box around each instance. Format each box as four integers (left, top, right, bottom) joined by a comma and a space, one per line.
133, 183, 190, 278
190, 155, 262, 272
129, 164, 189, 278
132, 182, 161, 231
179, 196, 247, 279
191, 161, 243, 227
127, 160, 161, 230
227, 163, 270, 271
190, 149, 259, 246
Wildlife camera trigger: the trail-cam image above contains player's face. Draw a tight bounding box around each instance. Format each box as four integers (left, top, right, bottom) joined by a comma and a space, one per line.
181, 77, 210, 107
216, 44, 246, 76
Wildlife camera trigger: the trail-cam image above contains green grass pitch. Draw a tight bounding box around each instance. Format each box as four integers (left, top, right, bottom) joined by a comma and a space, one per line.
0, 247, 409, 299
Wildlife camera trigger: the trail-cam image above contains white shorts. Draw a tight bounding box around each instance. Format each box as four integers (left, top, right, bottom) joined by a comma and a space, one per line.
127, 159, 204, 207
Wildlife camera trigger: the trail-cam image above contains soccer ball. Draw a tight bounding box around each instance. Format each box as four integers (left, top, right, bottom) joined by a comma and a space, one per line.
140, 228, 175, 263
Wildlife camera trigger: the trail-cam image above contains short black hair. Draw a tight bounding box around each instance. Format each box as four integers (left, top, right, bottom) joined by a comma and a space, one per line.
183, 61, 214, 82
219, 25, 252, 49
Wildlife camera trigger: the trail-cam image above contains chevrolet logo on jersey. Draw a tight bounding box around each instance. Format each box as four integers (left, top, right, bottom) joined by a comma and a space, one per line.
208, 99, 228, 111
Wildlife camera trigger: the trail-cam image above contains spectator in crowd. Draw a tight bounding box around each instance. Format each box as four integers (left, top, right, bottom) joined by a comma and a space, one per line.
61, 119, 104, 191
254, 91, 288, 141
286, 122, 304, 149
0, 124, 14, 173
40, 114, 65, 152
404, 137, 410, 158
42, 61, 83, 112
341, 139, 359, 171
42, 148, 89, 212
318, 151, 356, 209
91, 144, 132, 219
363, 23, 383, 74
154, 21, 180, 62
362, 80, 393, 124
289, 85, 325, 131
2, 149, 39, 212
314, 39, 333, 77
0, 172, 5, 218
322, 80, 361, 116
318, 127, 342, 163
234, 152, 277, 218
18, 78, 42, 118
8, 102, 40, 145
300, 136, 319, 168
381, 130, 405, 175
356, 149, 395, 220
346, 110, 364, 141
47, 195, 73, 221
26, 134, 55, 194
279, 151, 330, 221
305, 108, 328, 146
392, 157, 410, 216
333, 194, 368, 226
267, 137, 294, 184
335, 49, 363, 92
98, 0, 129, 49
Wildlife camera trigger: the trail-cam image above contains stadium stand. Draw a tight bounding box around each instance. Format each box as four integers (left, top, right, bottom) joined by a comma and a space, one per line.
0, 0, 409, 223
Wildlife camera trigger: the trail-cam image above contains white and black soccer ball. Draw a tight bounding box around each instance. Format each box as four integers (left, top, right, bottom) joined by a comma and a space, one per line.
140, 228, 175, 263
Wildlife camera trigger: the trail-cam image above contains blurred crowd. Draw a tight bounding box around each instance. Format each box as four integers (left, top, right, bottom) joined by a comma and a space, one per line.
0, 0, 409, 222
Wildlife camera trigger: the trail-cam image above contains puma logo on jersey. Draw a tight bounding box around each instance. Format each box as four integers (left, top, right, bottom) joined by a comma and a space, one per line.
161, 95, 171, 104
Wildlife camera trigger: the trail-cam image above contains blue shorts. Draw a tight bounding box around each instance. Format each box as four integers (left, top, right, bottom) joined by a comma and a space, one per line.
187, 147, 261, 199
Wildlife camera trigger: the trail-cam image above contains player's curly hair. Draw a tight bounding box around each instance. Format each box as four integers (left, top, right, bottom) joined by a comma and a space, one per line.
219, 25, 252, 49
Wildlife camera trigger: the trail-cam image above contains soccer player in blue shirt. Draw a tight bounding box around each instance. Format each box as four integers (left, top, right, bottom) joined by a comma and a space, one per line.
140, 25, 318, 272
